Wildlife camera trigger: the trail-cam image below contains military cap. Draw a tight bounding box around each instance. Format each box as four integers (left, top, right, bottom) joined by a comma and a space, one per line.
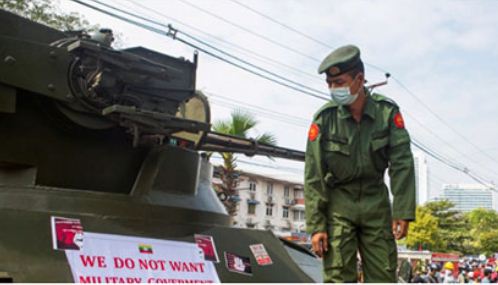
318, 45, 362, 76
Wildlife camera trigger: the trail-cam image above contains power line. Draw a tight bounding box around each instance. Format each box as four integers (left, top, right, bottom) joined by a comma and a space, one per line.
403, 112, 498, 179
210, 156, 303, 174
225, 0, 498, 167
210, 100, 309, 128
207, 88, 496, 188
117, 0, 498, 178
135, 0, 498, 179
393, 77, 498, 167
210, 91, 496, 189
70, 0, 496, 190
205, 91, 310, 125
412, 139, 495, 190
176, 0, 322, 63
122, 0, 323, 84
228, 0, 334, 49
77, 0, 329, 101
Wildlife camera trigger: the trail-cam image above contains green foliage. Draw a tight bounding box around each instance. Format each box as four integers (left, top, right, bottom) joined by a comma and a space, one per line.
0, 0, 97, 31
212, 110, 277, 217
408, 200, 498, 255
406, 206, 440, 250
421, 200, 471, 253
478, 230, 498, 256
465, 208, 498, 255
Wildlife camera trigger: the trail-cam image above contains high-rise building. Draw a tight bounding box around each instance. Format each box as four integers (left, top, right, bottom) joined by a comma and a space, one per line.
413, 151, 429, 205
441, 184, 497, 212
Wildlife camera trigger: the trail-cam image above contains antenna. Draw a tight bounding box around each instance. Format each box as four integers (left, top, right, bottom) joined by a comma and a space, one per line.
367, 73, 391, 91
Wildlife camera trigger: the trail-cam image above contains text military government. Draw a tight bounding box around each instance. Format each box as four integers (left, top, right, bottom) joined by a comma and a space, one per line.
304, 44, 416, 283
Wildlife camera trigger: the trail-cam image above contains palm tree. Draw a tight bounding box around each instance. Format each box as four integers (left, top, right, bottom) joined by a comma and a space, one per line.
211, 110, 276, 219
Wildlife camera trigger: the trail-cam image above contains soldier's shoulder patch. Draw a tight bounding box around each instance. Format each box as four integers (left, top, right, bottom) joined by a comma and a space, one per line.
308, 123, 319, 141
393, 112, 405, 128
371, 93, 398, 107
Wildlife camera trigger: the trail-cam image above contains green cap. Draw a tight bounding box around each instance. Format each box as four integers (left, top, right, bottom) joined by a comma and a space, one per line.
318, 44, 362, 76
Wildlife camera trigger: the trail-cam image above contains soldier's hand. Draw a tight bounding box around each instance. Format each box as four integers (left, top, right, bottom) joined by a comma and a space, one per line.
392, 219, 409, 240
311, 232, 328, 258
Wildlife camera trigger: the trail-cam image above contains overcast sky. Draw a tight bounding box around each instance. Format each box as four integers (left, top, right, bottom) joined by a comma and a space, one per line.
59, 0, 498, 199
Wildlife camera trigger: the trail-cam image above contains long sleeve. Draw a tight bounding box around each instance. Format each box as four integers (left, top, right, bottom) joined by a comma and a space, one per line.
304, 117, 329, 234
387, 109, 416, 221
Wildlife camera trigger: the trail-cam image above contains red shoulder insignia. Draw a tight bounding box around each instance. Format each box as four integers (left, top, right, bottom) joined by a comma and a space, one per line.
394, 112, 405, 128
308, 123, 319, 141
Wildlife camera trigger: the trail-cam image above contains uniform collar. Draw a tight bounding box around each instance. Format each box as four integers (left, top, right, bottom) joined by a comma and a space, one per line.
337, 88, 376, 120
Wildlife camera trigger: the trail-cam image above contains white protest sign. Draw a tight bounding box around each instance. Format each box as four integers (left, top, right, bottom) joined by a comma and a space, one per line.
65, 232, 220, 283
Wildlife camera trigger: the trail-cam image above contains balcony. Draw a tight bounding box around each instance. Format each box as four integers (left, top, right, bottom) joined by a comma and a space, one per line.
266, 195, 275, 205
246, 217, 257, 227
247, 192, 260, 205
291, 198, 305, 210
284, 198, 296, 206
291, 203, 305, 210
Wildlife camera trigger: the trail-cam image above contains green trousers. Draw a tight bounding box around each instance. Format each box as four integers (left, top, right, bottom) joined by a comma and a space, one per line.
322, 189, 397, 283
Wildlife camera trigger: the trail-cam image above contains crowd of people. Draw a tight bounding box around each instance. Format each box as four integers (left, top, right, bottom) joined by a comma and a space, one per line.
410, 256, 498, 283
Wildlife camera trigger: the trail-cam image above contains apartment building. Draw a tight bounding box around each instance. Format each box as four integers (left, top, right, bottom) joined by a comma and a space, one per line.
214, 168, 308, 242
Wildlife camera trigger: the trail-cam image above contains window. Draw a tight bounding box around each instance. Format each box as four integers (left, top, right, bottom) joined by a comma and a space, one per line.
282, 206, 289, 218
266, 205, 273, 216
294, 189, 304, 199
284, 186, 290, 198
248, 204, 256, 215
267, 183, 273, 196
293, 210, 304, 221
249, 181, 256, 191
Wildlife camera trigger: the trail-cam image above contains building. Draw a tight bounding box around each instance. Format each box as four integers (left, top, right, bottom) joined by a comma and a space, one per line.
215, 169, 308, 243
413, 151, 429, 205
441, 184, 497, 212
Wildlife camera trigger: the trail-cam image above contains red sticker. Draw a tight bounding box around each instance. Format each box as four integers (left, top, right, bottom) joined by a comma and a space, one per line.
308, 123, 319, 141
394, 112, 405, 128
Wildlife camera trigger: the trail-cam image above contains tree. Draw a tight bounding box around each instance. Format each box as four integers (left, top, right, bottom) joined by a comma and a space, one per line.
406, 206, 440, 250
0, 0, 96, 31
466, 208, 498, 255
423, 200, 472, 253
478, 230, 498, 256
211, 110, 276, 219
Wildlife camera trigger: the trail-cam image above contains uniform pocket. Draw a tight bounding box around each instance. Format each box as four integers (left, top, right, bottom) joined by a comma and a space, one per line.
323, 137, 350, 156
322, 136, 352, 180
371, 131, 389, 171
327, 225, 344, 269
383, 230, 397, 272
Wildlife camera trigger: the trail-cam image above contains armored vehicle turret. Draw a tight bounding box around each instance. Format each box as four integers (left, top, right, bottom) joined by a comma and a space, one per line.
0, 9, 320, 283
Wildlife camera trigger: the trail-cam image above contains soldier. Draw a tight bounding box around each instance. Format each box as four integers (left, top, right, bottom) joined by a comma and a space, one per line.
304, 45, 416, 283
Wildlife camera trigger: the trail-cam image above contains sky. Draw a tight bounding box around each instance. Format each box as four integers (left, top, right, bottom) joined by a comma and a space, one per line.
58, 0, 498, 200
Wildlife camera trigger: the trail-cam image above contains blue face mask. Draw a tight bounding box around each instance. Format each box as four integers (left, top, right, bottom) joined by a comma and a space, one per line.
329, 76, 361, 106
329, 86, 358, 106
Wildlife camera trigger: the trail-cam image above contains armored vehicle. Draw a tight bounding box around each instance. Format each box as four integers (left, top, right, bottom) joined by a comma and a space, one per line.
0, 9, 321, 283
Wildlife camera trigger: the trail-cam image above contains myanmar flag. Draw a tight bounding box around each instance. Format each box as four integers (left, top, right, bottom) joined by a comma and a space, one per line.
138, 244, 153, 254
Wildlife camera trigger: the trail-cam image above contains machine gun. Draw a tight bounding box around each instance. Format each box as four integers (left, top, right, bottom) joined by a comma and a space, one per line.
0, 23, 304, 162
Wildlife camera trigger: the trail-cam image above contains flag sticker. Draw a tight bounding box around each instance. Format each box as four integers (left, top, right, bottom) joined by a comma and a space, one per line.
51, 216, 84, 251
249, 244, 273, 266
224, 252, 252, 276
138, 244, 153, 254
194, 234, 220, 263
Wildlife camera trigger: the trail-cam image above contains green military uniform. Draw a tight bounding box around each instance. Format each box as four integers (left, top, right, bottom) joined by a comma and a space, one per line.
304, 45, 416, 283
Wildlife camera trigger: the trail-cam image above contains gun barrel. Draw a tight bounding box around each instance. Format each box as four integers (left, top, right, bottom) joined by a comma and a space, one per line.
199, 131, 305, 162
